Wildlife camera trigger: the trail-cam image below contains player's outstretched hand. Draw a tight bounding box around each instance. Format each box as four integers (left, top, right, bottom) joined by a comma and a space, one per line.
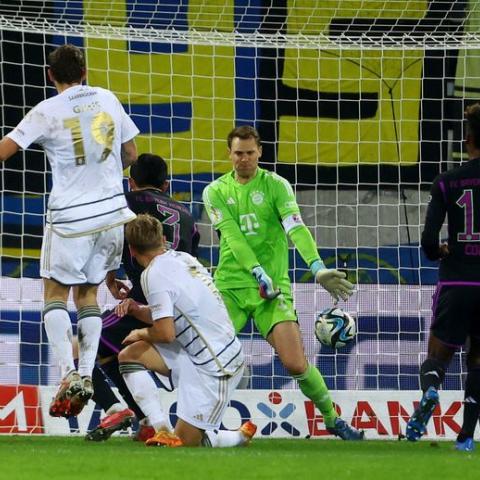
251, 266, 281, 300
310, 260, 354, 302
315, 269, 354, 302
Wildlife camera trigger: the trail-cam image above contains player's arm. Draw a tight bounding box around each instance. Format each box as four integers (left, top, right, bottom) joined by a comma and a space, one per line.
121, 271, 177, 343
287, 218, 354, 302
0, 107, 46, 162
203, 184, 259, 271
114, 298, 152, 324
134, 284, 176, 343
271, 174, 320, 266
0, 137, 20, 163
117, 95, 140, 168
203, 184, 279, 299
421, 177, 448, 260
121, 139, 137, 169
272, 175, 353, 301
105, 270, 131, 299
122, 317, 176, 345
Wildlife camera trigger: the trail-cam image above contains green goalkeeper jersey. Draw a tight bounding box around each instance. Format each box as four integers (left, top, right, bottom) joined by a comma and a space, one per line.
202, 167, 320, 290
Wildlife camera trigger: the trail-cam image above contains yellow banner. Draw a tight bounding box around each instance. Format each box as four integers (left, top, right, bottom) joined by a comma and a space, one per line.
83, 0, 428, 170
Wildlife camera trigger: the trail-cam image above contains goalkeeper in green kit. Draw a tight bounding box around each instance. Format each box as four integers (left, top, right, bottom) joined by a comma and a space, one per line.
202, 126, 364, 440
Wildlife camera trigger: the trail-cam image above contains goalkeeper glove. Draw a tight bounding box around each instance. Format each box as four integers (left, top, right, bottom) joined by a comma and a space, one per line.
310, 260, 354, 303
251, 266, 281, 300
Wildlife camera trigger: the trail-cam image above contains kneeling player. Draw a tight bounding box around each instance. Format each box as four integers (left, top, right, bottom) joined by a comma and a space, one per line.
81, 153, 200, 441
116, 214, 256, 447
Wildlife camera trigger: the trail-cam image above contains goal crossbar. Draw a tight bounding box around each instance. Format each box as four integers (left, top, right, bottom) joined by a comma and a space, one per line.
2, 15, 480, 50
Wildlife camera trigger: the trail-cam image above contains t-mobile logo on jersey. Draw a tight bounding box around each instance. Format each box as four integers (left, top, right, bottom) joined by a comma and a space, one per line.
239, 213, 259, 235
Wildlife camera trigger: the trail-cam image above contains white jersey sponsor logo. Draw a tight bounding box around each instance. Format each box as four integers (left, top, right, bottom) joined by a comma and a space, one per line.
240, 213, 259, 235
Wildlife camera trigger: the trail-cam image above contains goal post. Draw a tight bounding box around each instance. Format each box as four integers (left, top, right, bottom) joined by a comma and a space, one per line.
0, 0, 478, 437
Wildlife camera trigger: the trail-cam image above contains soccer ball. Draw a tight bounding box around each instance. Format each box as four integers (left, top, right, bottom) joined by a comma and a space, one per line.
315, 307, 356, 348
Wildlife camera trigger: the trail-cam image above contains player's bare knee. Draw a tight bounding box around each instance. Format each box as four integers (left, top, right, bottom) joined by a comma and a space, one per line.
118, 340, 149, 363
282, 358, 308, 376
118, 344, 139, 363
175, 421, 203, 447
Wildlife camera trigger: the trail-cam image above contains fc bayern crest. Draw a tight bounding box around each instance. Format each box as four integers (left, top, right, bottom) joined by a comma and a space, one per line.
251, 190, 264, 205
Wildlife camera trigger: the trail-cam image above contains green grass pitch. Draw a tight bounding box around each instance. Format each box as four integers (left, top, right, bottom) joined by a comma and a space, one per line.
1, 437, 479, 480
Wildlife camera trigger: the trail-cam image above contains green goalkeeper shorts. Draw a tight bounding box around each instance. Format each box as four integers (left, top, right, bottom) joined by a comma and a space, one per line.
220, 287, 297, 338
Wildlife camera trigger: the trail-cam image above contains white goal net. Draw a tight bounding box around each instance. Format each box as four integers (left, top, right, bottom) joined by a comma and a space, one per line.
1, 0, 478, 408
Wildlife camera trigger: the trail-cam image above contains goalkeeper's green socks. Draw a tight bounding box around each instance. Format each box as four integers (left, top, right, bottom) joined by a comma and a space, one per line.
294, 364, 337, 428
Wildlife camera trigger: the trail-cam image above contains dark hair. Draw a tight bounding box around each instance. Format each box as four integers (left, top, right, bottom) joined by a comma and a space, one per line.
465, 103, 480, 149
227, 125, 261, 149
130, 153, 169, 188
48, 44, 85, 84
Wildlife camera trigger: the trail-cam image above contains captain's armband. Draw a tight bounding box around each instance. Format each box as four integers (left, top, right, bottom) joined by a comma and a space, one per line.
282, 213, 304, 234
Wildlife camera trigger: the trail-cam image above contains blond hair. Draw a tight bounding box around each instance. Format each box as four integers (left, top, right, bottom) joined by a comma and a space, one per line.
125, 214, 164, 254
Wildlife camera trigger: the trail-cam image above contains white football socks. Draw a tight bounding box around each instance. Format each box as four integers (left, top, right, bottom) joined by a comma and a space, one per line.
121, 367, 171, 431
77, 306, 102, 377
43, 303, 75, 379
204, 429, 248, 448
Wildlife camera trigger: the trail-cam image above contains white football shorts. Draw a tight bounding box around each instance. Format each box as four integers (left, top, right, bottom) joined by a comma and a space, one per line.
40, 224, 124, 285
160, 346, 244, 431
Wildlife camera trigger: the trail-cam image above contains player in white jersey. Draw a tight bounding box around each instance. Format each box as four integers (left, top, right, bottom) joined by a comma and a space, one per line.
0, 44, 139, 417
115, 214, 256, 447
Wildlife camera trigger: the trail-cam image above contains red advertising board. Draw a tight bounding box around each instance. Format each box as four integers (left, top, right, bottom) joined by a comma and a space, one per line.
0, 385, 43, 434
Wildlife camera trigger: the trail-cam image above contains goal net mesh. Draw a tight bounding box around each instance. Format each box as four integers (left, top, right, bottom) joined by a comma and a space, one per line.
1, 0, 478, 393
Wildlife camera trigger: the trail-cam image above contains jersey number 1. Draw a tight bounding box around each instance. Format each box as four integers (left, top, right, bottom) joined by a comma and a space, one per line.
63, 112, 115, 165
457, 189, 480, 241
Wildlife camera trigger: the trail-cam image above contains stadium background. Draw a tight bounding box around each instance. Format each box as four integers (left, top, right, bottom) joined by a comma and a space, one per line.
0, 0, 478, 420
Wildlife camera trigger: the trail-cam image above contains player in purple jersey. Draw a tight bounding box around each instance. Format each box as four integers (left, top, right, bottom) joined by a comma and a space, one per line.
117, 153, 199, 303
406, 103, 480, 451
82, 153, 199, 441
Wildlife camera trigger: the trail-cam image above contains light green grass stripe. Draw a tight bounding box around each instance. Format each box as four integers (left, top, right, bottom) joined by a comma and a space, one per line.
0, 437, 478, 480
